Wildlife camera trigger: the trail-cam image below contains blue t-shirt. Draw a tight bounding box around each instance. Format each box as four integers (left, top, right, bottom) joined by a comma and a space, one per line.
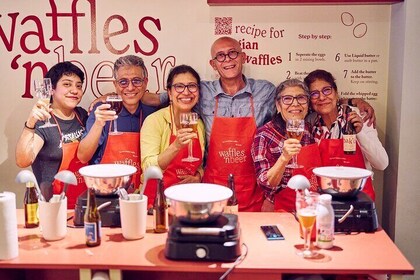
83, 102, 157, 164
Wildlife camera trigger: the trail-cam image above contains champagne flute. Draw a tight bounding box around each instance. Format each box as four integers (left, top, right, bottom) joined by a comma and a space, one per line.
180, 112, 199, 162
106, 94, 123, 135
296, 191, 319, 258
286, 119, 304, 168
34, 78, 57, 128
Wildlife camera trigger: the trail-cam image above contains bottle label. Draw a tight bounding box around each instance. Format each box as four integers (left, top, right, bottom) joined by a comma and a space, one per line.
153, 208, 168, 231
317, 225, 334, 243
85, 221, 101, 243
25, 203, 39, 224
343, 134, 356, 153
225, 205, 239, 214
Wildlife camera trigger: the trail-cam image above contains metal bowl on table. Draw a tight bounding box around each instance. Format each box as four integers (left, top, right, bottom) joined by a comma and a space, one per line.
313, 166, 373, 198
79, 164, 137, 196
164, 183, 233, 224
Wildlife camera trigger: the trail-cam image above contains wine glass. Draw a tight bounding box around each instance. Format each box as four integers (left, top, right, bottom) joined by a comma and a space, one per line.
34, 78, 57, 128
180, 112, 199, 162
106, 94, 123, 135
296, 190, 319, 258
286, 119, 305, 168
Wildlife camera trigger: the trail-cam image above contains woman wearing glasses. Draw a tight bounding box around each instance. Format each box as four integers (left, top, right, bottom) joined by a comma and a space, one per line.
78, 55, 157, 191
140, 65, 205, 208
304, 69, 388, 201
251, 79, 321, 212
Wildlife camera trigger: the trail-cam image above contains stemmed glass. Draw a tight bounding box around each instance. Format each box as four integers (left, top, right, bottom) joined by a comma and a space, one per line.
296, 190, 319, 258
180, 112, 199, 162
286, 119, 305, 168
34, 78, 57, 128
106, 94, 123, 135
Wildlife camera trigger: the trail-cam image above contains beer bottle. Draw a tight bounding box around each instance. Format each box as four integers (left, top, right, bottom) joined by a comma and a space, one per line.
153, 179, 168, 233
24, 181, 39, 228
225, 174, 239, 214
84, 188, 101, 247
343, 108, 356, 155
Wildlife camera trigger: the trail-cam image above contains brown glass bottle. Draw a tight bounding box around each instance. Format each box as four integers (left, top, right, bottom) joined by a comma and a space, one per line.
153, 179, 168, 233
225, 174, 239, 214
24, 182, 39, 228
343, 109, 356, 155
84, 188, 101, 247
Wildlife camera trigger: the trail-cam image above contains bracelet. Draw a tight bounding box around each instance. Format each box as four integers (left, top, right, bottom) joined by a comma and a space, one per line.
24, 121, 35, 130
348, 98, 354, 107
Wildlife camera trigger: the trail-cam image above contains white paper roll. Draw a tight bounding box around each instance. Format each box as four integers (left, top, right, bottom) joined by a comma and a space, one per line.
0, 192, 19, 260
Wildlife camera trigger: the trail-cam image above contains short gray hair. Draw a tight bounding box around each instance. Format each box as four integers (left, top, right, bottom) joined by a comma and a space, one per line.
275, 78, 309, 101
113, 55, 148, 79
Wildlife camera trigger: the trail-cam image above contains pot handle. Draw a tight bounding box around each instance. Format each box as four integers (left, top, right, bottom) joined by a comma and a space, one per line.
180, 227, 224, 236
338, 204, 354, 223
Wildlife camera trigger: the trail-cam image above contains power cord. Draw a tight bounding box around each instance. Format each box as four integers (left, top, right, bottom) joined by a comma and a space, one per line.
219, 242, 248, 280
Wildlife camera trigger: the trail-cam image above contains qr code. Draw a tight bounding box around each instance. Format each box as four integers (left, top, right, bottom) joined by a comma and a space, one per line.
214, 17, 232, 35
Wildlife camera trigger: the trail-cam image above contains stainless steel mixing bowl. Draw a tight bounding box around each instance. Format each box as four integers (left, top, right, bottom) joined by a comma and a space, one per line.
313, 166, 373, 198
164, 183, 233, 224
79, 164, 137, 196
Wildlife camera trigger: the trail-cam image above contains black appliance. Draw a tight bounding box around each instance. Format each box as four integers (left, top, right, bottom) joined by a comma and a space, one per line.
331, 191, 378, 233
73, 190, 121, 227
165, 213, 241, 262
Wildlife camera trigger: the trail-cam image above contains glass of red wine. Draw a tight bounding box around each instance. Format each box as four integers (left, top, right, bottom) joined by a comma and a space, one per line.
106, 94, 123, 135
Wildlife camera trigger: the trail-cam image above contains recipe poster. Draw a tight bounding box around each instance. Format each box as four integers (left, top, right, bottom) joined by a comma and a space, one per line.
0, 0, 390, 201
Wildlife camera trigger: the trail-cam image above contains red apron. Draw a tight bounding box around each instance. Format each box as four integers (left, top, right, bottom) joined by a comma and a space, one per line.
51, 113, 87, 209
318, 139, 375, 200
146, 118, 202, 206
100, 131, 141, 192
274, 143, 322, 212
203, 96, 263, 212
100, 110, 144, 192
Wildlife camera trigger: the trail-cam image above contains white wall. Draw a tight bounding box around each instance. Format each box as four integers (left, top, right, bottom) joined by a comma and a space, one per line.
387, 0, 420, 278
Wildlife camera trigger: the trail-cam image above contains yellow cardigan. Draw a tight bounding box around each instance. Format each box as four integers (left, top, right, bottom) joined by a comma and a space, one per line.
140, 106, 205, 180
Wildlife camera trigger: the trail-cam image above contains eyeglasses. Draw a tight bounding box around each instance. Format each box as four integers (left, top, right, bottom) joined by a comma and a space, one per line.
117, 78, 145, 88
213, 50, 241, 62
309, 86, 333, 100
278, 95, 309, 105
171, 83, 199, 94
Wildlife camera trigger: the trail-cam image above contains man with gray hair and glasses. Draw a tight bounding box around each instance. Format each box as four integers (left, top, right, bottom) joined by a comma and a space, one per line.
78, 55, 157, 189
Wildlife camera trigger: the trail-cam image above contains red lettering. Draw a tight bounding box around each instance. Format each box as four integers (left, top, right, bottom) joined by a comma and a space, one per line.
134, 16, 161, 56
0, 13, 19, 51
103, 15, 129, 55
150, 56, 176, 93
86, 0, 99, 54
20, 16, 49, 54
46, 0, 86, 53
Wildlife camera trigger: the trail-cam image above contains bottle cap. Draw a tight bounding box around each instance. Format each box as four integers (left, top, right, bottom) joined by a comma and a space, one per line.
319, 194, 332, 203
25, 182, 35, 188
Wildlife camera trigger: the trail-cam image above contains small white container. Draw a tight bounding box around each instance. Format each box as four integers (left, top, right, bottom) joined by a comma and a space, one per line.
316, 194, 334, 249
39, 195, 67, 241
119, 194, 147, 240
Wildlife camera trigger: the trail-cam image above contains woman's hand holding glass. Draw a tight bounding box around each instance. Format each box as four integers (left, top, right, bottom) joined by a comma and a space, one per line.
33, 78, 57, 128
179, 112, 199, 162
285, 119, 305, 168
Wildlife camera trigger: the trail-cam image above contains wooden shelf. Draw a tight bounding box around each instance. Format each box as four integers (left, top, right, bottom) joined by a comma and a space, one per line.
208, 0, 404, 5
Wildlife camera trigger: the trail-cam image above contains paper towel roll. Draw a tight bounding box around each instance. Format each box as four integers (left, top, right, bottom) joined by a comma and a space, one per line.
0, 192, 19, 260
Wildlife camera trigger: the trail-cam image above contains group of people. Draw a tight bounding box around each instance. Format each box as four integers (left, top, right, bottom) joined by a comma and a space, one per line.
15, 36, 388, 212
